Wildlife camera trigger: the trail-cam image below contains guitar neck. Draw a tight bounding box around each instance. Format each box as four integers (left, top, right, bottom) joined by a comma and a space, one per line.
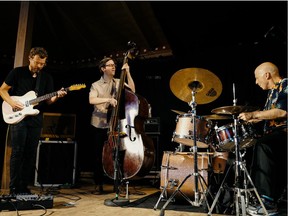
29, 87, 69, 105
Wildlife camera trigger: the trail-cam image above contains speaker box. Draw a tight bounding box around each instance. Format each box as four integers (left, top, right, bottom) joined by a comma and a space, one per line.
34, 140, 77, 187
41, 112, 76, 139
144, 117, 160, 135
144, 117, 161, 170
147, 135, 162, 171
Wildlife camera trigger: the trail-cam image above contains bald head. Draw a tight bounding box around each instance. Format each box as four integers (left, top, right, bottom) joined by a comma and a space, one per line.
254, 62, 282, 90
255, 62, 279, 77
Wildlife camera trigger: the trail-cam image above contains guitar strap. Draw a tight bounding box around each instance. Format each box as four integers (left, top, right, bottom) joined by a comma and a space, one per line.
34, 72, 42, 96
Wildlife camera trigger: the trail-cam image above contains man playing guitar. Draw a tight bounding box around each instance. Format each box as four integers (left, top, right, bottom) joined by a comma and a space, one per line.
0, 47, 67, 194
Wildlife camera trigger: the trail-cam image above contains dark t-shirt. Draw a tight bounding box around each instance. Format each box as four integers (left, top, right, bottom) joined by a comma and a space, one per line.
5, 66, 54, 127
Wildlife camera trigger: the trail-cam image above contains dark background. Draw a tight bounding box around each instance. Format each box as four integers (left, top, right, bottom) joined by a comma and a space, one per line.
0, 1, 287, 178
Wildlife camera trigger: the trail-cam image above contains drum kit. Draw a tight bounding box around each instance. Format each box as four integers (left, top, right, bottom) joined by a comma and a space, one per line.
155, 68, 266, 216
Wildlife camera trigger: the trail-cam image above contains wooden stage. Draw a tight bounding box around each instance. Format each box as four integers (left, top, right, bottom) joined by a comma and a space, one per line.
0, 176, 226, 216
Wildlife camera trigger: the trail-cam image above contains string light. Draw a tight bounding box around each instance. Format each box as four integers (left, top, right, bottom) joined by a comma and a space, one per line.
0, 45, 172, 66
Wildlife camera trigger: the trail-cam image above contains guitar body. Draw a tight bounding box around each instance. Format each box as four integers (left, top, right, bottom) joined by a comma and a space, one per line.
2, 91, 39, 124
2, 84, 86, 124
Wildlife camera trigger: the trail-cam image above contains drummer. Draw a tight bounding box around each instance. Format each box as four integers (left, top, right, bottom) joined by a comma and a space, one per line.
238, 62, 287, 215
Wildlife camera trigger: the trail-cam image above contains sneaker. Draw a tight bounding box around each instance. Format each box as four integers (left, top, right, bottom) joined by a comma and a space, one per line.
247, 195, 279, 216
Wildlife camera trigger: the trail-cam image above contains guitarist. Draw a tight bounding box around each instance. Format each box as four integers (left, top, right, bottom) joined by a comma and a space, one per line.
0, 47, 67, 195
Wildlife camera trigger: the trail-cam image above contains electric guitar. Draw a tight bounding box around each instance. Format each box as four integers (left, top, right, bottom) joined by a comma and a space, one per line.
2, 84, 86, 124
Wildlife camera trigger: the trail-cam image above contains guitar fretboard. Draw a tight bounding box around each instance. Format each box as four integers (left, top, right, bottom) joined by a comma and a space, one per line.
29, 87, 69, 105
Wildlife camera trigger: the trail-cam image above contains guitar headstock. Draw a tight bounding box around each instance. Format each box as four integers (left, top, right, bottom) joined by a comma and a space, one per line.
68, 84, 86, 91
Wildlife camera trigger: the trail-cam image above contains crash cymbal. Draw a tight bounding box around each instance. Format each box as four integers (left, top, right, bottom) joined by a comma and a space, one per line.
211, 105, 259, 115
170, 68, 222, 104
171, 109, 186, 115
203, 114, 232, 120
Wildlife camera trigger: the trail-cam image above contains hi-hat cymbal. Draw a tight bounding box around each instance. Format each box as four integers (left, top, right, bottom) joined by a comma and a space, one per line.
203, 114, 232, 120
170, 68, 222, 104
171, 109, 186, 115
211, 105, 259, 115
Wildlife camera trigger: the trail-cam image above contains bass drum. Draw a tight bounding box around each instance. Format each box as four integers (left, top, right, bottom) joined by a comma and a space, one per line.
160, 151, 209, 200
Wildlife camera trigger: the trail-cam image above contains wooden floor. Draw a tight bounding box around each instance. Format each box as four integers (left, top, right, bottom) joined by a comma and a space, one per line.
0, 177, 226, 216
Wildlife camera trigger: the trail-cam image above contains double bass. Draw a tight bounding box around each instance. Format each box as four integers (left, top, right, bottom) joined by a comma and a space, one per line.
102, 43, 155, 181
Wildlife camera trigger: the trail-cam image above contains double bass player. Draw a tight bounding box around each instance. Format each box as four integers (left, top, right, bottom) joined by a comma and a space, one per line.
89, 57, 135, 194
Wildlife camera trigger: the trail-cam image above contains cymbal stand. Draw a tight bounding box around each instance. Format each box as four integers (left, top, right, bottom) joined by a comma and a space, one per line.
208, 83, 267, 215
158, 86, 211, 216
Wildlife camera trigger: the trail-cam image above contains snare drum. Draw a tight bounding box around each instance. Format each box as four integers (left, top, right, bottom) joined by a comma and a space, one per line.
215, 123, 257, 151
172, 113, 212, 148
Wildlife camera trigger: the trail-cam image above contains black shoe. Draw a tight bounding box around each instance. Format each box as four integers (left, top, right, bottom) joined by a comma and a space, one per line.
92, 185, 104, 195
9, 187, 18, 196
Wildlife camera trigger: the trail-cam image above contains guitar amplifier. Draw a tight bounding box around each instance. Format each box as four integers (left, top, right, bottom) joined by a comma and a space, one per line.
41, 112, 76, 139
144, 117, 160, 135
34, 140, 77, 187
144, 117, 161, 170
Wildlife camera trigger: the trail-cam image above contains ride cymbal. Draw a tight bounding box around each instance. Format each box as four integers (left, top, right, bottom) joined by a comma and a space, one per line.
211, 105, 259, 115
169, 68, 222, 104
202, 114, 232, 120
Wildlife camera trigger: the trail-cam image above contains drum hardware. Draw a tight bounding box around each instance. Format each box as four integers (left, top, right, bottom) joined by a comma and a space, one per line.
158, 84, 213, 216
175, 143, 186, 152
154, 178, 178, 209
208, 84, 268, 215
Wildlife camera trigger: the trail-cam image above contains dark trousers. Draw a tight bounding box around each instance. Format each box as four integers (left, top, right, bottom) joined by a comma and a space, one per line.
91, 126, 108, 185
250, 130, 287, 201
9, 122, 41, 191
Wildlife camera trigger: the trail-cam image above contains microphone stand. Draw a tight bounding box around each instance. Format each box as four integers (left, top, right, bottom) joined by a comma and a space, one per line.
104, 119, 130, 207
